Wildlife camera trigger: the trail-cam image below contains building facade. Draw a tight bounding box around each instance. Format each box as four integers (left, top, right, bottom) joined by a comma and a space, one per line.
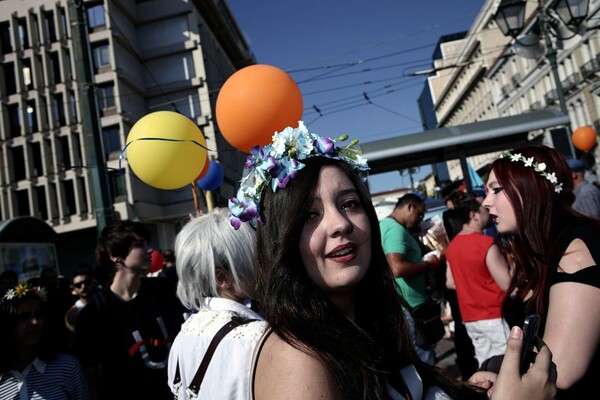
424, 0, 600, 184
0, 0, 253, 271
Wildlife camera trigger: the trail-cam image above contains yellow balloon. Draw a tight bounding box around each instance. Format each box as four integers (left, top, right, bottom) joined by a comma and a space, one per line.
125, 111, 207, 190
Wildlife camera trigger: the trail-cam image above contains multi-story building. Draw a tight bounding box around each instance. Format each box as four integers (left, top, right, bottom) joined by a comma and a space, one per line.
424, 0, 600, 184
0, 0, 253, 272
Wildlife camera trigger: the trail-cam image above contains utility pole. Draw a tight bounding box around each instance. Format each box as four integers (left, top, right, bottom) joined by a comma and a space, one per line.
538, 2, 577, 159
67, 0, 114, 234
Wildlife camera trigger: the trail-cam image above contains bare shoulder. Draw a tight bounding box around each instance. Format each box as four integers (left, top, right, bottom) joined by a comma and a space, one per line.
254, 332, 343, 400
560, 238, 595, 274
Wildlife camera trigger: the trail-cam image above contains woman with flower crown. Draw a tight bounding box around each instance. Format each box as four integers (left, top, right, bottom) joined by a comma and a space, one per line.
481, 145, 600, 399
0, 283, 90, 399
228, 122, 557, 399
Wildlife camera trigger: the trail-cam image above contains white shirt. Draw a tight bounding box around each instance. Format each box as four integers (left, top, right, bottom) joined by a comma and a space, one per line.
167, 298, 268, 400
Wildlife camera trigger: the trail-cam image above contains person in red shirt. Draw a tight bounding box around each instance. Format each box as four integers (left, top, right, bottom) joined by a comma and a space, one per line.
445, 198, 511, 367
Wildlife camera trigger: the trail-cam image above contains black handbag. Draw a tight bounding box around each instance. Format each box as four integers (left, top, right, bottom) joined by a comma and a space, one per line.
410, 299, 445, 348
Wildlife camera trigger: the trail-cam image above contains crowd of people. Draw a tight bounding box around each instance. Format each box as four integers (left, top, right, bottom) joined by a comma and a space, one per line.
1, 121, 598, 399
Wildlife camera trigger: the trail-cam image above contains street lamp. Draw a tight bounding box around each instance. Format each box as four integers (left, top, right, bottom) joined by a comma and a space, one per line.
493, 0, 590, 159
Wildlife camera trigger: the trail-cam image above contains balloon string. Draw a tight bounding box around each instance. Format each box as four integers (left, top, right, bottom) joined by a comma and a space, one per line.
191, 181, 201, 217
118, 138, 215, 169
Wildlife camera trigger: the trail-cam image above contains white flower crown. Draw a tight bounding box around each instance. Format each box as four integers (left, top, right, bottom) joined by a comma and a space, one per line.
228, 121, 369, 229
500, 151, 563, 193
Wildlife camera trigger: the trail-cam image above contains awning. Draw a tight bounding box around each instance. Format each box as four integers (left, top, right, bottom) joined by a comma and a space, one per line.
0, 217, 58, 243
359, 109, 569, 174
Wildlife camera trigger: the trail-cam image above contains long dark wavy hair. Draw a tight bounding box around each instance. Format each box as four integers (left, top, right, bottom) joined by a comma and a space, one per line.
490, 145, 600, 327
256, 157, 484, 399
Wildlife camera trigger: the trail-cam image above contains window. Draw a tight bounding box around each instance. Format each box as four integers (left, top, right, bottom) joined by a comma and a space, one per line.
109, 170, 126, 200
92, 42, 110, 72
16, 189, 30, 216
3, 62, 17, 95
96, 83, 115, 110
35, 186, 48, 220
53, 93, 66, 126
70, 91, 78, 123
62, 179, 76, 216
44, 11, 57, 42
49, 52, 62, 84
87, 4, 106, 30
102, 125, 121, 160
0, 22, 12, 54
7, 104, 21, 137
18, 18, 29, 49
57, 136, 71, 169
31, 142, 44, 176
26, 100, 38, 132
9, 146, 26, 181
22, 58, 33, 89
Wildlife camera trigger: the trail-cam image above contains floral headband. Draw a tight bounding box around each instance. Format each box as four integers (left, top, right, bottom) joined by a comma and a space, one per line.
1, 283, 46, 305
228, 121, 370, 229
500, 151, 563, 193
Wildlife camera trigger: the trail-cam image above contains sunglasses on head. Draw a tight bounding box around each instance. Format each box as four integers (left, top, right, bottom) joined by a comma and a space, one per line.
72, 279, 91, 289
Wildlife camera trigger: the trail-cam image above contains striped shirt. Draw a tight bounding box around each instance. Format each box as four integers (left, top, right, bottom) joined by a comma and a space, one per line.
0, 354, 90, 400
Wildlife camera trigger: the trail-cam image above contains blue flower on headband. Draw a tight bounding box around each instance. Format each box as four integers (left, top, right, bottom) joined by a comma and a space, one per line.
228, 121, 369, 229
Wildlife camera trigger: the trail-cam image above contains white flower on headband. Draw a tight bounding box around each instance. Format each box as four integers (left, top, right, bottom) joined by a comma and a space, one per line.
1, 283, 46, 305
500, 151, 563, 193
228, 121, 369, 229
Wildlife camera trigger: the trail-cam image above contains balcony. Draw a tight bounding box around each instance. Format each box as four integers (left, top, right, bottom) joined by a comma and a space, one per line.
581, 59, 600, 79
562, 72, 580, 93
544, 89, 558, 105
501, 84, 511, 98
511, 73, 522, 88
530, 101, 543, 111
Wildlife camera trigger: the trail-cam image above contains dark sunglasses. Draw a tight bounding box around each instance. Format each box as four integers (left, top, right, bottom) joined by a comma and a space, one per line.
72, 279, 92, 289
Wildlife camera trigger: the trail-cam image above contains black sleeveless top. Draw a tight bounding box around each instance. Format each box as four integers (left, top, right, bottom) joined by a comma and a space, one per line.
504, 221, 600, 399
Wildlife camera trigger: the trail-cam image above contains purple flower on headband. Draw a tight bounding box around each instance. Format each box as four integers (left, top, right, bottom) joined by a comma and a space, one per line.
270, 158, 304, 191
245, 145, 275, 180
228, 193, 259, 229
314, 137, 335, 155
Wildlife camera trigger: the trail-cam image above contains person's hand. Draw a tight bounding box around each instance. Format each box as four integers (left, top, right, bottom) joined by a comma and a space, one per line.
425, 254, 441, 269
489, 326, 557, 400
468, 370, 496, 392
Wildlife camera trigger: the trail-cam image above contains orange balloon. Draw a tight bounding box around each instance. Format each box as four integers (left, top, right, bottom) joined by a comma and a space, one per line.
216, 64, 303, 153
195, 155, 210, 181
572, 126, 597, 152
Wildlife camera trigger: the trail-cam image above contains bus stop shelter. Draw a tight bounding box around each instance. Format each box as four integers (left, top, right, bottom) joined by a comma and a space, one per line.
359, 109, 570, 191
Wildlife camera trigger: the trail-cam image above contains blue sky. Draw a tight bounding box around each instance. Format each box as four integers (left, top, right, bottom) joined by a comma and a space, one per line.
226, 0, 485, 194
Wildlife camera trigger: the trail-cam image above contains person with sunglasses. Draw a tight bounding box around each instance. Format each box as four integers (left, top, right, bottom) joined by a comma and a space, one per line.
380, 192, 442, 364
64, 263, 98, 334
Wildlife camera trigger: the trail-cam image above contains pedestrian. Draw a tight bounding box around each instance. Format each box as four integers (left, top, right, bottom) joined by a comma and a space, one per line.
482, 145, 600, 398
380, 193, 441, 364
445, 198, 511, 366
228, 122, 557, 399
73, 220, 184, 399
566, 157, 600, 219
0, 282, 90, 399
64, 263, 98, 343
167, 208, 267, 399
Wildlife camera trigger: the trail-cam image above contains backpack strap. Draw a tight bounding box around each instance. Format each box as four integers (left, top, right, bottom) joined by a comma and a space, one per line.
173, 316, 257, 397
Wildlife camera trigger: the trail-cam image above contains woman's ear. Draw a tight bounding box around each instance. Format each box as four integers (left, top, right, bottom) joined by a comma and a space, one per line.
216, 269, 232, 289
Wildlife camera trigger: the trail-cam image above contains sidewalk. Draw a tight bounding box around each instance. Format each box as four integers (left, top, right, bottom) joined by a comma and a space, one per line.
435, 336, 461, 379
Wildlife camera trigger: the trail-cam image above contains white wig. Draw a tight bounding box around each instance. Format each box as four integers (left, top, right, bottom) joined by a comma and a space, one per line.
174, 207, 256, 311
